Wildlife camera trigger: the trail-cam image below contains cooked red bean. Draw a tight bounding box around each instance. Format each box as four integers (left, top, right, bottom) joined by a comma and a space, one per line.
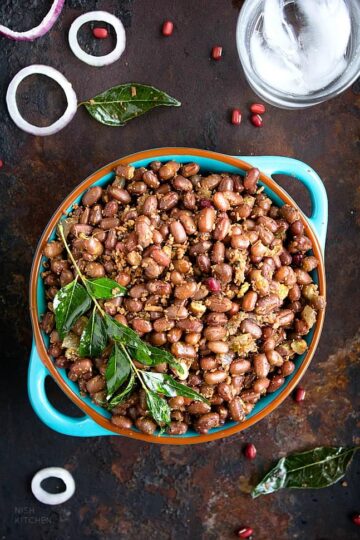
165, 305, 189, 320
198, 207, 216, 233
166, 422, 188, 435
213, 263, 232, 284
240, 319, 262, 339
204, 370, 227, 385
242, 291, 258, 312
217, 383, 233, 402
201, 174, 221, 190
111, 416, 133, 429
174, 281, 197, 299
82, 186, 102, 206
169, 220, 187, 243
253, 354, 270, 378
176, 319, 204, 333
141, 169, 159, 189
44, 241, 64, 258
194, 412, 220, 434
85, 262, 105, 278
211, 241, 225, 263
60, 269, 73, 286
281, 360, 295, 377
132, 318, 152, 334
268, 375, 285, 393
230, 359, 251, 375
83, 237, 104, 257
203, 326, 227, 341
68, 359, 93, 381
86, 375, 105, 394
100, 217, 119, 230
229, 397, 245, 421
171, 342, 196, 358
135, 417, 157, 434
172, 175, 193, 192
255, 294, 281, 315
205, 295, 232, 312
187, 402, 211, 415
200, 357, 218, 370
243, 168, 259, 194
213, 215, 230, 241
266, 349, 284, 367
207, 341, 229, 354
253, 377, 270, 393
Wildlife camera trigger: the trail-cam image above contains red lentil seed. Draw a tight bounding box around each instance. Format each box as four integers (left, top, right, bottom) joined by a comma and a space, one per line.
211, 45, 223, 60
352, 514, 360, 526
250, 103, 266, 114
294, 387, 306, 402
244, 443, 257, 460
231, 109, 242, 125
250, 114, 263, 127
238, 527, 254, 539
162, 20, 174, 36
92, 27, 108, 39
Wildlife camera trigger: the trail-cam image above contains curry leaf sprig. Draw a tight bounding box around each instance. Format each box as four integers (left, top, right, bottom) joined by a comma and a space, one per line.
51, 222, 208, 431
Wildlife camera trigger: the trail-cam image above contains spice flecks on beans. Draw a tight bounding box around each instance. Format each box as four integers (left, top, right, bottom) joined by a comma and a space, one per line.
41, 160, 325, 435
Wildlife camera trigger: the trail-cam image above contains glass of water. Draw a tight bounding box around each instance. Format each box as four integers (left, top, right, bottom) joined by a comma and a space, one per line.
236, 0, 360, 109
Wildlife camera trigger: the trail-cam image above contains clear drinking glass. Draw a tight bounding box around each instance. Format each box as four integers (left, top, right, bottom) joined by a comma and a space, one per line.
236, 0, 360, 109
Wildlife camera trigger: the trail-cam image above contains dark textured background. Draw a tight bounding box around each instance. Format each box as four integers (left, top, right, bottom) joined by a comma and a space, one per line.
0, 1, 360, 539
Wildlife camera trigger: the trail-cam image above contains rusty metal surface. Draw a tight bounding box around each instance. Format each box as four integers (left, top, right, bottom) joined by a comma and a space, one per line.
0, 1, 360, 539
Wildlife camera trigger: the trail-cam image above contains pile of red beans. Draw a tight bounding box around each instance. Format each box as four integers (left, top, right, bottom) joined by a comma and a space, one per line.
41, 160, 325, 435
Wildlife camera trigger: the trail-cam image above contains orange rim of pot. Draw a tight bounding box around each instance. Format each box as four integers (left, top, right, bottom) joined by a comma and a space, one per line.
29, 148, 326, 444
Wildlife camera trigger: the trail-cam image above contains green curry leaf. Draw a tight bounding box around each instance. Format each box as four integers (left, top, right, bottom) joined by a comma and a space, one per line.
53, 280, 92, 340
83, 83, 181, 127
141, 372, 209, 404
105, 343, 131, 399
251, 446, 360, 498
78, 308, 107, 358
86, 277, 126, 299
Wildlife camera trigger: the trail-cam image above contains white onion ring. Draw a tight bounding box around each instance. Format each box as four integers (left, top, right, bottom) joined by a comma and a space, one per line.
0, 0, 64, 41
68, 11, 126, 67
6, 65, 77, 136
31, 467, 75, 505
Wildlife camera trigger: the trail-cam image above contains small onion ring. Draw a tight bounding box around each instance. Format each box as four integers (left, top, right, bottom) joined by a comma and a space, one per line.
6, 65, 77, 136
0, 0, 65, 42
31, 467, 75, 505
68, 11, 126, 67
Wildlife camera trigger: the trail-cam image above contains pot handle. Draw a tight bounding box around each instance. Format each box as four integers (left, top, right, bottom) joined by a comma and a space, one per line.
234, 156, 328, 254
28, 342, 112, 437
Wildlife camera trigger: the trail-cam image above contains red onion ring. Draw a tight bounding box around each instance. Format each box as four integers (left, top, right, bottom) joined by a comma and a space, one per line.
68, 11, 126, 67
6, 65, 77, 136
0, 0, 65, 41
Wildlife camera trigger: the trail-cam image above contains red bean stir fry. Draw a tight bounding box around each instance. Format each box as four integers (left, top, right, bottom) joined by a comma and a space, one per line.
41, 161, 325, 435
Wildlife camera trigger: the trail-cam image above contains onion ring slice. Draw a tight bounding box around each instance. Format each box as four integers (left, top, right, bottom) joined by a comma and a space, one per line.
68, 11, 126, 67
31, 467, 75, 505
0, 0, 65, 42
6, 65, 77, 136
